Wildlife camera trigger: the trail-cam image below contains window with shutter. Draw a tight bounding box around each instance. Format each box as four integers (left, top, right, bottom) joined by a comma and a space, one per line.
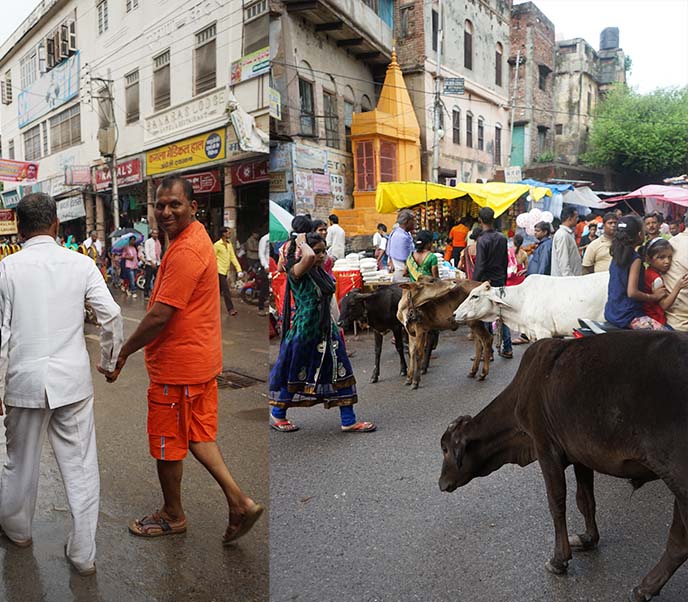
153, 50, 171, 111
195, 23, 217, 95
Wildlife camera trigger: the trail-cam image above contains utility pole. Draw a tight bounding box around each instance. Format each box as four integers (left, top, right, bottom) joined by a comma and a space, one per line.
431, 0, 443, 183
507, 48, 521, 168
106, 68, 119, 230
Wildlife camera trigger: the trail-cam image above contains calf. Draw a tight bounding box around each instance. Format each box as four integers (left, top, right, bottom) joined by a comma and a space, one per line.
339, 286, 407, 383
397, 279, 492, 389
453, 271, 609, 339
439, 331, 688, 601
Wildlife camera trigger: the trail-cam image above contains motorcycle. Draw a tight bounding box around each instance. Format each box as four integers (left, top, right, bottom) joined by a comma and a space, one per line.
572, 318, 620, 338
240, 265, 266, 305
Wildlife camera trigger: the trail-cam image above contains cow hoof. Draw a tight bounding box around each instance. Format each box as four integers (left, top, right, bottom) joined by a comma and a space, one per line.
404, 379, 412, 386
411, 383, 419, 390
630, 588, 653, 601
400, 370, 407, 377
478, 374, 487, 381
370, 376, 379, 384
467, 372, 476, 379
544, 560, 568, 575
421, 369, 428, 375
569, 534, 597, 550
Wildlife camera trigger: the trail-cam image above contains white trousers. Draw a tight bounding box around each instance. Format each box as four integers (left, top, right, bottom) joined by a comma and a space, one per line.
0, 397, 99, 570
391, 259, 409, 283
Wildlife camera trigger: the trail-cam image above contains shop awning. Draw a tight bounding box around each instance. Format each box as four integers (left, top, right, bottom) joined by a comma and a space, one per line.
605, 185, 688, 208
375, 181, 551, 217
561, 186, 613, 209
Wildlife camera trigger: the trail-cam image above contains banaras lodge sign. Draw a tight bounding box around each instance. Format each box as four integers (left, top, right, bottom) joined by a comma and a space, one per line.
146, 130, 226, 176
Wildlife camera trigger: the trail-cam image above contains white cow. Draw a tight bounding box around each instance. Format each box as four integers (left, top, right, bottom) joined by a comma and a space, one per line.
453, 272, 609, 340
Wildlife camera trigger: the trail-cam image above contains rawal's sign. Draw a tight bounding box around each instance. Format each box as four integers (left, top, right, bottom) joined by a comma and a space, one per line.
146, 130, 225, 176
94, 159, 143, 191
0, 159, 39, 182
230, 47, 269, 84
18, 52, 80, 128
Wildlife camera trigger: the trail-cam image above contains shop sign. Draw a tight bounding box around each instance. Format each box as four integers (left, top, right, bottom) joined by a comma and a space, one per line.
56, 196, 85, 223
295, 144, 327, 171
270, 171, 287, 193
146, 129, 225, 176
18, 52, 80, 128
0, 210, 17, 235
504, 166, 523, 183
154, 170, 221, 194
95, 159, 143, 191
0, 159, 39, 182
144, 87, 228, 143
230, 161, 268, 185
268, 87, 282, 120
230, 47, 269, 84
64, 165, 92, 186
313, 173, 331, 195
330, 174, 345, 208
326, 148, 354, 209
1, 190, 20, 209
294, 170, 315, 207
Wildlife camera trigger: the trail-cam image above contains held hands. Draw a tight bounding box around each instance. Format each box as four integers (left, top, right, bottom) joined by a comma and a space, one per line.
97, 352, 129, 383
677, 274, 688, 291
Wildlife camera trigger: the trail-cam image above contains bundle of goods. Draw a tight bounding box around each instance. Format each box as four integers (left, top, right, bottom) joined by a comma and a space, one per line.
515, 208, 554, 237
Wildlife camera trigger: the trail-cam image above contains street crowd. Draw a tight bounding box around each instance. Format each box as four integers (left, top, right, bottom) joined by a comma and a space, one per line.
0, 178, 264, 577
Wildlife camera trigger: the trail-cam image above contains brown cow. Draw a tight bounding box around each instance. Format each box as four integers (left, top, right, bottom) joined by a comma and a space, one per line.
397, 278, 493, 389
439, 331, 688, 601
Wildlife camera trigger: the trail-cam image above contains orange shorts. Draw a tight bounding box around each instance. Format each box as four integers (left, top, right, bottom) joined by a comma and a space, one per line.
147, 379, 218, 461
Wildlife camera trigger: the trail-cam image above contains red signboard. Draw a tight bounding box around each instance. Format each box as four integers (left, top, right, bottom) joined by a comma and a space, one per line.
152, 170, 222, 195
230, 161, 269, 186
94, 159, 143, 191
0, 159, 38, 182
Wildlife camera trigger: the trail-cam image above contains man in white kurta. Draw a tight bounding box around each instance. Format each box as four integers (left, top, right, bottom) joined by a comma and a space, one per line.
0, 193, 122, 575
551, 206, 582, 277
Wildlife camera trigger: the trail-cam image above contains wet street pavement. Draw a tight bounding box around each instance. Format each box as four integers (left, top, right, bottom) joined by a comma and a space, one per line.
270, 327, 688, 602
0, 288, 269, 602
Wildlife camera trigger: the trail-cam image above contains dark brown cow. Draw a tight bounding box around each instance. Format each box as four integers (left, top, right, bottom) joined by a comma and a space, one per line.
397, 278, 493, 389
439, 331, 688, 601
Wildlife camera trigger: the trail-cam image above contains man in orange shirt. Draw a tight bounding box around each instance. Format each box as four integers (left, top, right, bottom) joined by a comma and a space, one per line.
100, 176, 263, 543
449, 217, 470, 267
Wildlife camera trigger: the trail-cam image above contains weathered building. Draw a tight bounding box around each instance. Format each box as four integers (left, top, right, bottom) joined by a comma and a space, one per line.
395, 0, 512, 184
553, 29, 625, 165
0, 0, 268, 242
508, 1, 555, 168
270, 0, 394, 217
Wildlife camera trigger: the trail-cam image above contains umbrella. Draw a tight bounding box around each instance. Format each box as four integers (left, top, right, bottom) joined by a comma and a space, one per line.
111, 232, 144, 253
270, 200, 293, 242
109, 227, 141, 239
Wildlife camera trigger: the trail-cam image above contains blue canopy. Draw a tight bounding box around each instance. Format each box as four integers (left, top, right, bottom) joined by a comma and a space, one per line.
519, 178, 575, 193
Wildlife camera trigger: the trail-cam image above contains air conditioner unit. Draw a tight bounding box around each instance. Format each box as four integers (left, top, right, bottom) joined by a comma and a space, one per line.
98, 126, 116, 156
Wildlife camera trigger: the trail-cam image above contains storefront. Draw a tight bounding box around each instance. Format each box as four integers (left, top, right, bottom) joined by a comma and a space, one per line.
229, 159, 269, 242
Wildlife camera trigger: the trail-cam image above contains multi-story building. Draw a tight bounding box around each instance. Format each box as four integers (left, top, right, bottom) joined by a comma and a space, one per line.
395, 0, 512, 184
553, 28, 625, 165
0, 0, 269, 243
269, 0, 394, 216
508, 1, 555, 169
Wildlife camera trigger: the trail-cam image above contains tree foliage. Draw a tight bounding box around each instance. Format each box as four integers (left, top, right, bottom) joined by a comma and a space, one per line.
583, 86, 688, 179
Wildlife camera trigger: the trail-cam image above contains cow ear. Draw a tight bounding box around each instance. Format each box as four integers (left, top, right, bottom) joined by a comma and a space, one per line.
399, 283, 411, 290
482, 282, 492, 289
354, 292, 374, 300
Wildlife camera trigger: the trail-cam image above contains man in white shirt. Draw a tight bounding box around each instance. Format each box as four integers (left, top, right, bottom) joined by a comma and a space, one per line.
143, 228, 162, 299
82, 230, 103, 258
0, 193, 122, 576
325, 213, 346, 261
257, 233, 270, 316
551, 206, 582, 277
664, 214, 688, 331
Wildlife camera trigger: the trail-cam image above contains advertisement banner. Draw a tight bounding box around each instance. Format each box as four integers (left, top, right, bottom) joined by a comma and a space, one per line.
18, 52, 80, 128
0, 159, 39, 182
56, 196, 85, 223
64, 165, 92, 186
313, 173, 331, 195
268, 87, 282, 120
146, 130, 225, 176
95, 159, 143, 191
0, 210, 17, 235
153, 170, 221, 194
230, 161, 268, 185
230, 47, 269, 84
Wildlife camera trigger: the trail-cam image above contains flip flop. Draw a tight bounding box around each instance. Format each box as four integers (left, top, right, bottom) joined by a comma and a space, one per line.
223, 503, 265, 545
341, 421, 377, 433
128, 512, 187, 538
270, 418, 299, 432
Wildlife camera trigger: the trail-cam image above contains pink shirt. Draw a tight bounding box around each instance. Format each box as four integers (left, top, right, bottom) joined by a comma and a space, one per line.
122, 245, 139, 270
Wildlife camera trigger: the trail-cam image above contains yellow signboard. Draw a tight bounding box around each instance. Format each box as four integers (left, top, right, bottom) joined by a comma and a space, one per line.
146, 129, 226, 176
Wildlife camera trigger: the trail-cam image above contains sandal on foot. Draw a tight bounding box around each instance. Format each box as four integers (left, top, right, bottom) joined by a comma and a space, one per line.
341, 421, 376, 433
128, 512, 187, 538
270, 418, 299, 432
223, 503, 265, 546
498, 350, 513, 359
229, 310, 238, 316
0, 526, 32, 548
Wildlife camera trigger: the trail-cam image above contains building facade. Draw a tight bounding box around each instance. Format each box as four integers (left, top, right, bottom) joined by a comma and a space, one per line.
0, 0, 269, 244
395, 0, 512, 184
269, 0, 394, 217
508, 1, 555, 168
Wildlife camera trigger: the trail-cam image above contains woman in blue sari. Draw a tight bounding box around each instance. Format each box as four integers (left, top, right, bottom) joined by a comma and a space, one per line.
269, 231, 376, 433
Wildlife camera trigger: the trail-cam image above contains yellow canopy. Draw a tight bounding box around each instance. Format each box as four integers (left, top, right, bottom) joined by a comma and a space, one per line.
375, 181, 552, 216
